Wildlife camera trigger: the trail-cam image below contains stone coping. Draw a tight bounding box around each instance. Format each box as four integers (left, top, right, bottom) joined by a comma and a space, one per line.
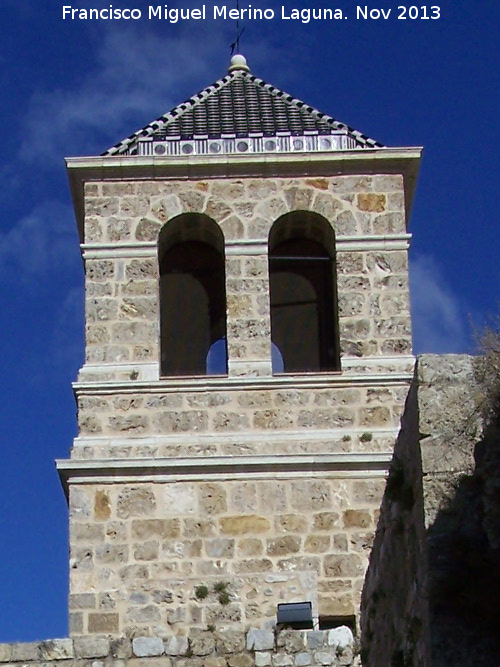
0, 627, 357, 666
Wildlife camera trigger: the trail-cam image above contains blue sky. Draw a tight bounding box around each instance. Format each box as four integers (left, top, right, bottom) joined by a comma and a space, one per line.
0, 0, 498, 642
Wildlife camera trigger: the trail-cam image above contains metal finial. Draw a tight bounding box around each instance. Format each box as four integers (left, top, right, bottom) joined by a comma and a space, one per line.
229, 0, 245, 56
229, 54, 250, 72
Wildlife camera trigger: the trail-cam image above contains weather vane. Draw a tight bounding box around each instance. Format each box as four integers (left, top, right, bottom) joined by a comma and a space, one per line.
230, 0, 245, 54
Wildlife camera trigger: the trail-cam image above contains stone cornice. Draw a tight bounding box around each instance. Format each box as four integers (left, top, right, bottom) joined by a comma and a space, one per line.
73, 367, 414, 394
57, 453, 392, 494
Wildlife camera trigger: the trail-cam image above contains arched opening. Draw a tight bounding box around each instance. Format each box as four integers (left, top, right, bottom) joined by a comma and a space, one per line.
159, 214, 227, 376
268, 211, 340, 373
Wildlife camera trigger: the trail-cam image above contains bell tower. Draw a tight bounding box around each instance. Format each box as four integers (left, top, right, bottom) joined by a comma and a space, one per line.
59, 54, 421, 638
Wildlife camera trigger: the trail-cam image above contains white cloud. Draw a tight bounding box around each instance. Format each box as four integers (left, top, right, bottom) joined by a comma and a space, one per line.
0, 201, 79, 281
18, 20, 289, 165
19, 25, 229, 162
409, 255, 470, 354
50, 286, 85, 376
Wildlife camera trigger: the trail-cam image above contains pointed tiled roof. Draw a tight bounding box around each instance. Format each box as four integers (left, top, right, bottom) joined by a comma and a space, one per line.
103, 56, 383, 157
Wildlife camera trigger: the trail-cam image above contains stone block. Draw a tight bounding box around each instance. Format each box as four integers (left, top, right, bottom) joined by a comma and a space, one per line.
278, 631, 306, 653
294, 652, 311, 666
11, 642, 42, 661
94, 490, 111, 520
69, 593, 96, 610
216, 629, 246, 654
134, 540, 159, 560
206, 603, 242, 624
356, 193, 386, 212
206, 538, 235, 558
351, 480, 386, 505
189, 630, 216, 656
227, 655, 254, 667
125, 605, 161, 623
128, 659, 172, 667
167, 607, 186, 625
125, 259, 157, 279
165, 637, 189, 656
132, 637, 164, 657
304, 535, 331, 553
205, 658, 229, 667
266, 536, 301, 556
342, 510, 372, 528
198, 483, 228, 515
220, 515, 271, 535
255, 652, 272, 666
72, 522, 105, 542
272, 654, 293, 666
290, 481, 331, 511
238, 538, 264, 556
109, 414, 149, 433
117, 486, 156, 519
229, 483, 257, 512
107, 217, 132, 242
0, 644, 12, 662
135, 217, 162, 241
307, 632, 326, 650
277, 556, 321, 574
327, 626, 353, 649
274, 515, 308, 533
154, 410, 208, 433
111, 637, 133, 658
313, 651, 334, 665
234, 559, 273, 573
73, 636, 110, 658
318, 595, 354, 616
88, 613, 119, 633
132, 518, 180, 539
87, 260, 115, 281
69, 611, 83, 634
184, 518, 216, 537
247, 629, 274, 651
95, 543, 128, 563
312, 513, 340, 531
324, 553, 364, 577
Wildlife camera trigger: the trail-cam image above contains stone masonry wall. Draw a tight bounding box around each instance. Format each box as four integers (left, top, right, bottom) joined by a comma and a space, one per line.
81, 174, 411, 382
73, 384, 408, 459
69, 477, 385, 637
0, 627, 360, 667
59, 171, 415, 644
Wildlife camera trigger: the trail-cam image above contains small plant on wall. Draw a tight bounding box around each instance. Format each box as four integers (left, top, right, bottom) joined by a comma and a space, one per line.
194, 581, 232, 605
194, 584, 209, 600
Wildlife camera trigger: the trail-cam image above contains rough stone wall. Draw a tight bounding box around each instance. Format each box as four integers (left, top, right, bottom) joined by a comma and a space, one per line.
418, 355, 500, 665
69, 477, 385, 637
360, 354, 500, 666
0, 628, 360, 667
360, 377, 430, 667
